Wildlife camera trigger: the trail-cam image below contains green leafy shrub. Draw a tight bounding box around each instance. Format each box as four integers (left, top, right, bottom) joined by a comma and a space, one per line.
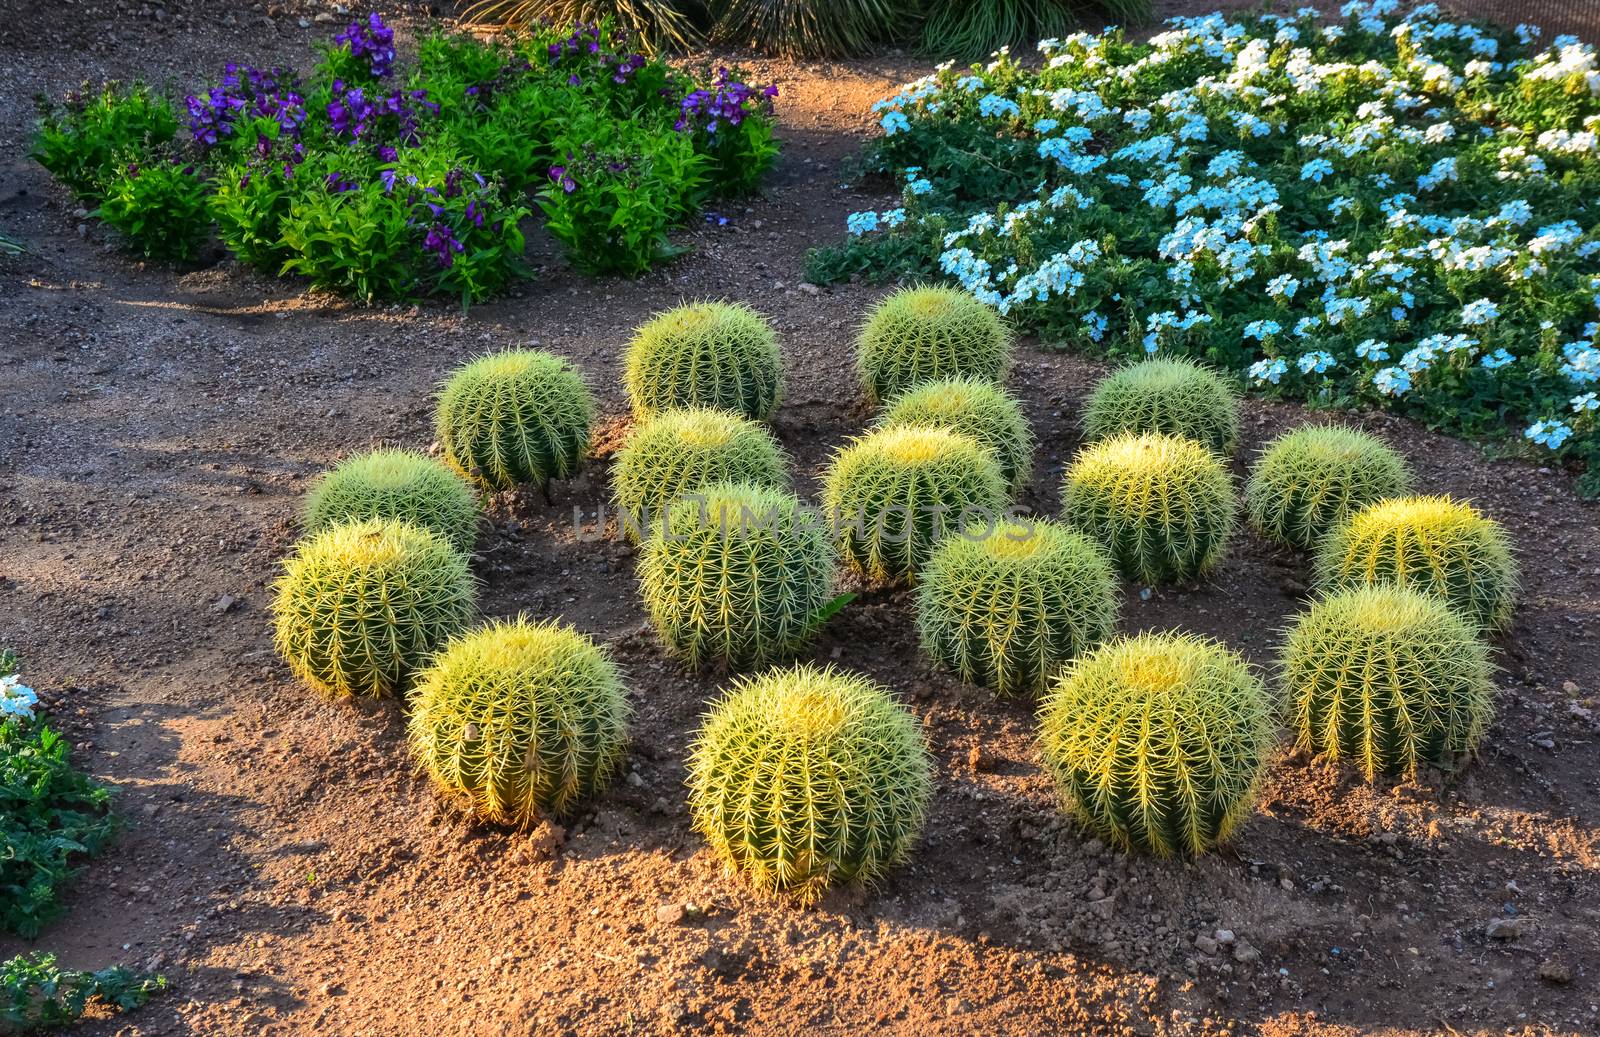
541, 115, 709, 275
271, 518, 476, 699
31, 84, 177, 200
435, 350, 595, 494
93, 157, 212, 262
821, 425, 1008, 586
1281, 585, 1494, 779
1062, 432, 1236, 584
857, 285, 1011, 404
1038, 631, 1273, 855
872, 375, 1034, 493
687, 663, 932, 902
611, 407, 789, 540
2, 953, 165, 1032
1083, 357, 1240, 456
408, 616, 629, 823
207, 160, 297, 270
1245, 425, 1411, 551
303, 448, 481, 552
1, 717, 116, 939
277, 146, 530, 307
639, 482, 836, 669
677, 70, 781, 197
624, 302, 783, 421
917, 518, 1118, 697
1313, 495, 1517, 631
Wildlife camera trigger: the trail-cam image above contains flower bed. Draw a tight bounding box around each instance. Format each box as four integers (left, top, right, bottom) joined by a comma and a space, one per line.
32, 17, 778, 304
808, 2, 1600, 491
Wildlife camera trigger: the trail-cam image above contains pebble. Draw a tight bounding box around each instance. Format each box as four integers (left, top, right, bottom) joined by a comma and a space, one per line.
655, 902, 686, 925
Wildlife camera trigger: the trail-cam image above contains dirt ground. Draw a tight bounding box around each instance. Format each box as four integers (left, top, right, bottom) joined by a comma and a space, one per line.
2, 3, 1599, 1035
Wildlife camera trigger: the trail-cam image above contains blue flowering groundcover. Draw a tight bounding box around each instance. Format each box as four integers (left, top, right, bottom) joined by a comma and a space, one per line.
32, 16, 778, 305
809, 2, 1600, 492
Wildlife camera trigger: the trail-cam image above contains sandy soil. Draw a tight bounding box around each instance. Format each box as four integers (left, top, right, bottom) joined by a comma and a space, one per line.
2, 3, 1599, 1035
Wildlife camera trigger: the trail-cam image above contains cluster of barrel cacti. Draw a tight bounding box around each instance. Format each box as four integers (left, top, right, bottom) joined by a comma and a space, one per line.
263, 284, 1520, 906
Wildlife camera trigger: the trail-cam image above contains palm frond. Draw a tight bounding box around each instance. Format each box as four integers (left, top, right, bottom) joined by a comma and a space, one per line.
460, 0, 707, 55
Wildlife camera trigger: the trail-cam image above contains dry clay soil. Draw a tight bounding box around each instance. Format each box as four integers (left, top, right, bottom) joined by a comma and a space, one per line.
2, 4, 1600, 1035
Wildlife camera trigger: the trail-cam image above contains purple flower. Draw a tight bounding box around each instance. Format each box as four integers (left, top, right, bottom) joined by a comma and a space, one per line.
335, 13, 396, 78
423, 223, 464, 268
325, 171, 360, 193
549, 165, 577, 193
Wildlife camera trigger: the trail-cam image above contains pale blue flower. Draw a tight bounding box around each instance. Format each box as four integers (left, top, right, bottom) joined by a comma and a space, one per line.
1524, 419, 1572, 449
1266, 274, 1300, 300
1300, 158, 1335, 183
1298, 350, 1337, 375
1356, 339, 1390, 361
881, 111, 910, 135
1573, 392, 1599, 413
1460, 298, 1500, 325
846, 211, 879, 236
1480, 348, 1515, 370
881, 208, 907, 228
0, 674, 36, 721
1373, 366, 1412, 396
1034, 118, 1060, 133
1243, 319, 1281, 341
1249, 357, 1289, 385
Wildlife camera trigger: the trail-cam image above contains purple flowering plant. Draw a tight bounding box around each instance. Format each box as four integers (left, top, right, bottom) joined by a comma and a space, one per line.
34, 15, 781, 302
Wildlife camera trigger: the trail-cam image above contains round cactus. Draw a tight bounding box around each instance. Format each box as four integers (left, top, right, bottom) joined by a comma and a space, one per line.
1061, 432, 1236, 585
1281, 586, 1494, 779
610, 407, 789, 541
1038, 631, 1273, 856
873, 376, 1034, 494
821, 425, 1008, 586
1245, 426, 1412, 551
408, 616, 629, 823
624, 302, 783, 421
687, 663, 932, 903
639, 482, 836, 670
435, 349, 594, 493
272, 519, 476, 698
1313, 495, 1517, 630
857, 285, 1011, 404
917, 518, 1118, 697
303, 448, 480, 552
1082, 357, 1240, 456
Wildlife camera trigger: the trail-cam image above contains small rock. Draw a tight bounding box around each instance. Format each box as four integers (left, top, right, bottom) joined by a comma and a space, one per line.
213, 593, 239, 614
1214, 928, 1236, 945
1487, 917, 1523, 941
798, 283, 821, 296
1233, 942, 1261, 964
967, 745, 994, 774
655, 902, 686, 925
1194, 935, 1219, 955
1539, 957, 1572, 984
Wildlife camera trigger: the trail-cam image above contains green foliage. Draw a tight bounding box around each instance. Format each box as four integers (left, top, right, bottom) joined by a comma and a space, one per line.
271, 519, 476, 699
687, 663, 932, 902
920, 0, 1080, 61
857, 285, 1011, 404
31, 83, 177, 200
1038, 631, 1273, 856
2, 953, 165, 1032
872, 376, 1034, 493
461, 0, 706, 55
408, 617, 629, 823
624, 302, 783, 421
1062, 432, 1236, 585
821, 425, 1008, 586
540, 114, 709, 275
1313, 495, 1518, 631
277, 145, 530, 307
1083, 357, 1240, 457
1, 719, 116, 939
303, 449, 481, 553
207, 161, 297, 270
1245, 425, 1411, 551
93, 158, 212, 262
1281, 586, 1494, 779
715, 0, 910, 58
611, 407, 789, 540
639, 482, 836, 669
917, 518, 1118, 697
435, 350, 595, 493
